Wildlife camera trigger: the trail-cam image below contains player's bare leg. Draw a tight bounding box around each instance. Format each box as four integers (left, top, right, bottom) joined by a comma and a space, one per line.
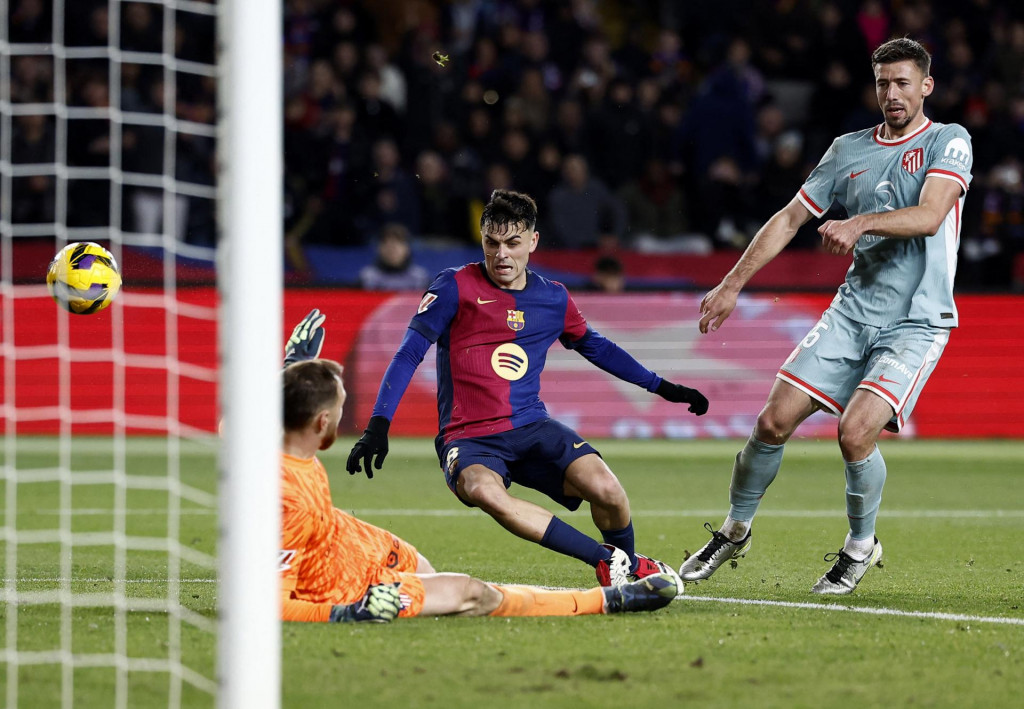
419, 573, 504, 616
565, 454, 679, 586
681, 380, 817, 581
563, 454, 630, 531
456, 464, 556, 542
837, 389, 893, 462
812, 388, 891, 594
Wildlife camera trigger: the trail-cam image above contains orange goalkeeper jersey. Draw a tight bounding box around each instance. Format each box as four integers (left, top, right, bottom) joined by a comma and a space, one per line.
279, 453, 422, 622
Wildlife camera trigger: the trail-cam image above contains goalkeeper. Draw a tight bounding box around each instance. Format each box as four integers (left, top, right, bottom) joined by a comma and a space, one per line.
280, 310, 679, 623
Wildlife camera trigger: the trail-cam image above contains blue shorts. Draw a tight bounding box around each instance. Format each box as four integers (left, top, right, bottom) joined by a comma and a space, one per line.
436, 419, 599, 511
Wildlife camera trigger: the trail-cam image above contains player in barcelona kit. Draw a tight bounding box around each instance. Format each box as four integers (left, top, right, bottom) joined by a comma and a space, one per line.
678, 38, 972, 594
347, 189, 709, 588
278, 314, 678, 624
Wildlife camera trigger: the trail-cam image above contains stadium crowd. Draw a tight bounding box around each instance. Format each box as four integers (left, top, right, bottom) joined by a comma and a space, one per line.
5, 0, 1024, 289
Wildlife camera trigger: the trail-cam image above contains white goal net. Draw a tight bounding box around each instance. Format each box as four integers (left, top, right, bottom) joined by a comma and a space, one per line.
1, 1, 281, 707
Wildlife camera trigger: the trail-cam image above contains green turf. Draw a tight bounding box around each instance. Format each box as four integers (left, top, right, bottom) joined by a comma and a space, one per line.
2, 438, 1022, 708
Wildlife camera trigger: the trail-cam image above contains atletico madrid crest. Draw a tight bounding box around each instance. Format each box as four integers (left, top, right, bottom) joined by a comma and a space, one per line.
506, 309, 525, 331
902, 148, 923, 174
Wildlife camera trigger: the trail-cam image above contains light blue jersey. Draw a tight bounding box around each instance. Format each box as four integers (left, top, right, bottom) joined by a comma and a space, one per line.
797, 120, 972, 327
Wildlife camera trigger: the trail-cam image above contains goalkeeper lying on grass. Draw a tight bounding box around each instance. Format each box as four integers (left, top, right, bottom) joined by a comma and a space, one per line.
279, 310, 679, 623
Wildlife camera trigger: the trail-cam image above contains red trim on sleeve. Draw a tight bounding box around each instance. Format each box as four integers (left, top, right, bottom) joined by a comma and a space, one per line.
798, 188, 824, 216
926, 168, 969, 193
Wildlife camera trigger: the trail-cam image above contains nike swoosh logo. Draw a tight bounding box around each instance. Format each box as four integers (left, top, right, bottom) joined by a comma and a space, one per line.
878, 375, 900, 384
477, 297, 497, 304
573, 441, 586, 449
850, 169, 869, 179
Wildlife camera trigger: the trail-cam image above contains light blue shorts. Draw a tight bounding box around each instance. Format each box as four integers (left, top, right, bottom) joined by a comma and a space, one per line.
777, 308, 950, 432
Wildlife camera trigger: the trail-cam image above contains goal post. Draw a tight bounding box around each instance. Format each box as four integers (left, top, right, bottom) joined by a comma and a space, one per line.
216, 0, 282, 707
1, 0, 283, 706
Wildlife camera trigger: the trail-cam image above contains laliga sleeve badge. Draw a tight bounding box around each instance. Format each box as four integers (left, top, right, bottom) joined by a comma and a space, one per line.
418, 292, 437, 314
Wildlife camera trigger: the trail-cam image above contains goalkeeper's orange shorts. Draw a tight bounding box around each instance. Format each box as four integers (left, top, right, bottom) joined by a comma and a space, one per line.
334, 509, 426, 617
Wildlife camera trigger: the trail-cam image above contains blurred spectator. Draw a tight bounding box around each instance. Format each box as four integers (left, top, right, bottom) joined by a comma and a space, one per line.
11, 56, 52, 103
856, 0, 890, 51
356, 70, 403, 144
961, 159, 1024, 288
365, 43, 407, 114
549, 98, 592, 160
618, 159, 709, 254
416, 150, 470, 243
359, 223, 431, 291
547, 154, 626, 248
309, 102, 370, 245
355, 138, 420, 240
10, 114, 55, 224
589, 255, 626, 293
121, 2, 161, 53
589, 78, 651, 189
9, 0, 51, 44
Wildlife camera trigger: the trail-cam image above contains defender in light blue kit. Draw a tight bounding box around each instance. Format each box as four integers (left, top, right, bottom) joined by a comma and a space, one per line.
681, 38, 972, 594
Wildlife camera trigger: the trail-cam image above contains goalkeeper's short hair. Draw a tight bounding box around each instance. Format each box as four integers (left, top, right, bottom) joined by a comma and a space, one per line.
283, 359, 344, 431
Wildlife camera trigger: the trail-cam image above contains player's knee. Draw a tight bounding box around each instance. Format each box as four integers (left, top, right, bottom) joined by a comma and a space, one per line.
460, 577, 501, 616
458, 472, 510, 513
754, 409, 794, 445
837, 420, 877, 461
585, 473, 628, 509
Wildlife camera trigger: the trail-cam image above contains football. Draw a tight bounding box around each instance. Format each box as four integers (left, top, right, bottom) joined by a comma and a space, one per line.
46, 242, 122, 315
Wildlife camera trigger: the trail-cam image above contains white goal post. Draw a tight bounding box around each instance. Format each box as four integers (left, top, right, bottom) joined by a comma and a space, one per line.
0, 0, 282, 706
216, 0, 282, 708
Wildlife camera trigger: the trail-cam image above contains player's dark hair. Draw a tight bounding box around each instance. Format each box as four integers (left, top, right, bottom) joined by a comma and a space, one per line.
480, 189, 538, 234
871, 37, 931, 77
283, 359, 344, 431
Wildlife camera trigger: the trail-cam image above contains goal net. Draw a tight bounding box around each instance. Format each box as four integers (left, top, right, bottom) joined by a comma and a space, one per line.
1, 1, 281, 707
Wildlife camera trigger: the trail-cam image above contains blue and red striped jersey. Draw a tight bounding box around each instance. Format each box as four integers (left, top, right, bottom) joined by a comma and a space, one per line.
408, 263, 588, 445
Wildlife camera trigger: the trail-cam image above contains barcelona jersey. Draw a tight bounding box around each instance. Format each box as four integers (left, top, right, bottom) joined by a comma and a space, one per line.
408, 264, 589, 446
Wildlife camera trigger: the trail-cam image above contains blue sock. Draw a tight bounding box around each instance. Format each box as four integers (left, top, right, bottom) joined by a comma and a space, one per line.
728, 436, 785, 522
845, 447, 887, 539
600, 521, 636, 570
541, 516, 608, 567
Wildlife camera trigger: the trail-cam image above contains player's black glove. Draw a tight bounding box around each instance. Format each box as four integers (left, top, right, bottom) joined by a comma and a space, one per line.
328, 583, 402, 623
346, 415, 390, 478
283, 308, 326, 367
656, 379, 709, 416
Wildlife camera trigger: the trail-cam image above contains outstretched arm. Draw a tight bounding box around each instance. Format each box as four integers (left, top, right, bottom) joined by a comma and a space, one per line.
346, 327, 432, 478
699, 197, 813, 334
569, 329, 708, 415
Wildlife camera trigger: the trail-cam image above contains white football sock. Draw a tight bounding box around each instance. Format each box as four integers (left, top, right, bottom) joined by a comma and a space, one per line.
720, 516, 751, 543
843, 532, 875, 561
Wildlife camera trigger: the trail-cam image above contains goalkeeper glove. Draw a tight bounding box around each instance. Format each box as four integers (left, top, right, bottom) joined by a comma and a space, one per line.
346, 416, 390, 479
284, 308, 326, 366
656, 379, 709, 416
329, 583, 402, 623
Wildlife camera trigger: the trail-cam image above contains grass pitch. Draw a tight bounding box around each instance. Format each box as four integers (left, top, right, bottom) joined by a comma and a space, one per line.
2, 438, 1022, 708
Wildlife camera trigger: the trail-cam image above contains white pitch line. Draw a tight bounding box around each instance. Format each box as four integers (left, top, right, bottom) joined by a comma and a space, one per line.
7, 578, 1021, 627
677, 594, 1024, 626
351, 508, 1024, 519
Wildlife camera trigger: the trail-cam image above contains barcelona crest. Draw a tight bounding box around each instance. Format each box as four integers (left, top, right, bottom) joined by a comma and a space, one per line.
506, 309, 525, 331
902, 148, 923, 174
